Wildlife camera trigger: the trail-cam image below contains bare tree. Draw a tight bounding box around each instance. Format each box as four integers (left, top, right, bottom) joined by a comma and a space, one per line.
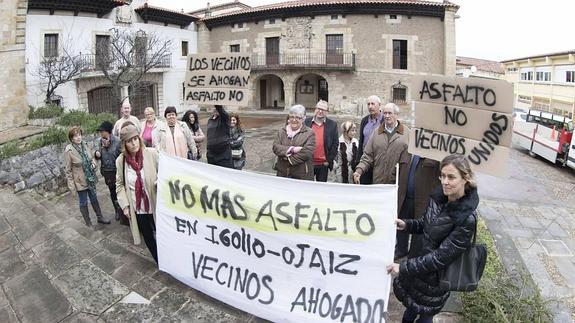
36, 47, 86, 104
94, 28, 173, 105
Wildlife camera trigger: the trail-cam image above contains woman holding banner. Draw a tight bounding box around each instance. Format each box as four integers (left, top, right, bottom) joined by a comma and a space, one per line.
116, 122, 160, 263
272, 104, 316, 180
387, 154, 479, 323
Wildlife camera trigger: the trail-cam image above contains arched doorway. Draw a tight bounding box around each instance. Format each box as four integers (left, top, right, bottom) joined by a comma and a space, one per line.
257, 74, 284, 109
87, 86, 119, 116
295, 74, 328, 109
129, 82, 158, 119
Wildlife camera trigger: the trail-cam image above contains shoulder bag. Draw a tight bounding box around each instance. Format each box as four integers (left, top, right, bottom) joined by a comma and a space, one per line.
439, 213, 487, 292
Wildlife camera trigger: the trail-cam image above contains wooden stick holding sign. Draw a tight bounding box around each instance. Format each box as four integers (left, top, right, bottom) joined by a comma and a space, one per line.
184, 53, 251, 106
409, 75, 514, 177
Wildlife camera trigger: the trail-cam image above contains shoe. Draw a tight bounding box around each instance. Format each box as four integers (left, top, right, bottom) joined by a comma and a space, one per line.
80, 206, 93, 227
91, 201, 111, 225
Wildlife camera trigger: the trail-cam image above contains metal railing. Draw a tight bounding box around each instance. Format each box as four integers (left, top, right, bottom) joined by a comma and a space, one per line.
251, 52, 355, 70
78, 53, 172, 72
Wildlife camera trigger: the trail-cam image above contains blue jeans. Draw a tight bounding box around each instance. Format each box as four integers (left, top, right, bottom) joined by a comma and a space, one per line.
402, 306, 433, 323
77, 189, 98, 208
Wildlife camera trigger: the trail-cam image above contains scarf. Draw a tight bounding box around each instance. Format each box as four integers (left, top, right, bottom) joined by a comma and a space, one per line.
165, 122, 188, 158
72, 142, 97, 191
286, 125, 302, 139
125, 149, 150, 213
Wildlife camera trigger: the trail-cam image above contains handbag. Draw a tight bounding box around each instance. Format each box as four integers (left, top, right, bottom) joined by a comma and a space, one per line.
231, 148, 243, 160
439, 213, 487, 292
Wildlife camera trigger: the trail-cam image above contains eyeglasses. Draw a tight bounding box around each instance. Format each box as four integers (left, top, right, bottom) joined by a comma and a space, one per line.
288, 115, 303, 120
439, 174, 460, 182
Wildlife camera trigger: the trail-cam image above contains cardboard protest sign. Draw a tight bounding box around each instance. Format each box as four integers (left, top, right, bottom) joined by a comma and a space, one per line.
156, 153, 397, 323
412, 75, 513, 113
414, 102, 513, 147
184, 53, 251, 106
410, 75, 514, 176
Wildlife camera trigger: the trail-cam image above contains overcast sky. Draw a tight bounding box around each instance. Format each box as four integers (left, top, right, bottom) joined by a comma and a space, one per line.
150, 0, 575, 62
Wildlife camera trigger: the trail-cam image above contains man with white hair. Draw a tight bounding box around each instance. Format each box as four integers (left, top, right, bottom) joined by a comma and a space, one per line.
357, 95, 384, 184
113, 99, 141, 137
353, 102, 410, 191
304, 100, 338, 182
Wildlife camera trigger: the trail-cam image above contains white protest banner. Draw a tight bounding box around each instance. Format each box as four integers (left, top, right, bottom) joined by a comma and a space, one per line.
414, 102, 513, 147
184, 53, 251, 106
412, 75, 513, 113
408, 127, 510, 176
156, 153, 397, 323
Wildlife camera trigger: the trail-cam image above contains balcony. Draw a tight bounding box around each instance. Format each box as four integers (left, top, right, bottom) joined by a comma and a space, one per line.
78, 53, 172, 72
250, 52, 355, 71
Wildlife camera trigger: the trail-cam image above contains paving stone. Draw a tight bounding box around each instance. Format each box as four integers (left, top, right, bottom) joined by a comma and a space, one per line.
4, 267, 72, 323
517, 216, 544, 230
74, 225, 106, 244
0, 216, 10, 235
54, 260, 129, 315
0, 247, 26, 283
9, 217, 54, 250
120, 291, 150, 305
0, 306, 18, 323
513, 237, 538, 249
149, 288, 189, 314
32, 236, 80, 275
553, 257, 575, 288
0, 286, 7, 308
0, 231, 20, 253
539, 239, 574, 257
505, 228, 535, 239
547, 222, 570, 238
60, 312, 98, 323
100, 303, 176, 323
132, 277, 166, 300
65, 235, 101, 259
56, 227, 81, 241
174, 298, 246, 323
90, 250, 125, 274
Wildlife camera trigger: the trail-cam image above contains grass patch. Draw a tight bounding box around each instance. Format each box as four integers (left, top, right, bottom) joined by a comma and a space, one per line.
461, 218, 553, 322
0, 141, 21, 160
28, 104, 64, 119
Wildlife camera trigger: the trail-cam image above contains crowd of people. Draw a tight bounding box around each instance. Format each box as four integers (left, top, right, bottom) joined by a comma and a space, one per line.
63, 96, 479, 323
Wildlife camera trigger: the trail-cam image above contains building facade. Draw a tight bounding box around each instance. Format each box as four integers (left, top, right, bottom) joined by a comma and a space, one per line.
456, 56, 504, 80
195, 0, 458, 113
502, 50, 575, 118
25, 0, 198, 118
0, 0, 28, 131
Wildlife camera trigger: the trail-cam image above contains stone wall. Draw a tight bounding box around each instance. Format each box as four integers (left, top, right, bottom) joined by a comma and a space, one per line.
0, 0, 29, 131
0, 134, 97, 196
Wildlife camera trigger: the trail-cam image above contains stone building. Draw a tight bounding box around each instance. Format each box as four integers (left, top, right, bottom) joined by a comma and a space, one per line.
195, 0, 458, 113
501, 50, 575, 118
0, 0, 28, 131
25, 0, 198, 118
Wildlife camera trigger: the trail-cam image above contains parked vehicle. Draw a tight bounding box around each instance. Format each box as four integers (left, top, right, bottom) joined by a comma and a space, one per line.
512, 109, 575, 169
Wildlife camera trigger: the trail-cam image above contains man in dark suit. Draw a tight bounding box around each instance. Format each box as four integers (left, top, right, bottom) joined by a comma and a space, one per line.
357, 95, 383, 184
304, 100, 338, 182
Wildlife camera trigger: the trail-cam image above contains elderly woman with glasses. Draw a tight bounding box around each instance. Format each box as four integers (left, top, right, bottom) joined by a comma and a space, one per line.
272, 104, 316, 180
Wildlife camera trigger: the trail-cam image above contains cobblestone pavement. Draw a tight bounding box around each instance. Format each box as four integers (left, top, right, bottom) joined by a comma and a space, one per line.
477, 146, 575, 322
0, 113, 462, 323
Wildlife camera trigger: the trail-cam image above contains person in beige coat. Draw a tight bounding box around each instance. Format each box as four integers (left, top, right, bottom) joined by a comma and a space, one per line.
353, 102, 411, 207
64, 126, 111, 227
116, 122, 159, 263
153, 106, 197, 160
272, 104, 316, 180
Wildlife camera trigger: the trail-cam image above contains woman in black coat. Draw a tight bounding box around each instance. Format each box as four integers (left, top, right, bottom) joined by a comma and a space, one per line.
387, 154, 479, 323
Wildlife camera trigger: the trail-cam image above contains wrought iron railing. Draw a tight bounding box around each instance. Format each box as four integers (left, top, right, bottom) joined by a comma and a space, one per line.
78, 53, 172, 72
251, 52, 355, 70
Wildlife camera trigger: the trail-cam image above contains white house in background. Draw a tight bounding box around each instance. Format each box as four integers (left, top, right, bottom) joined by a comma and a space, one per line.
26, 0, 198, 118
455, 56, 504, 79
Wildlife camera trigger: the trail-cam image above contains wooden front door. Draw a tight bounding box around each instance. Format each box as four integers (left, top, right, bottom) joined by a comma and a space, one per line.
260, 79, 267, 108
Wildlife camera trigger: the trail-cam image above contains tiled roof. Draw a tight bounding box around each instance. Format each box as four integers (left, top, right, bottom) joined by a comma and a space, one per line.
135, 3, 198, 27
501, 50, 575, 63
28, 0, 127, 16
201, 0, 458, 20
456, 56, 504, 74
188, 1, 251, 15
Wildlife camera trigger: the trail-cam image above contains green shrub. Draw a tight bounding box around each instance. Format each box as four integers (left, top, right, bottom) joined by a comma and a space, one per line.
58, 111, 116, 133
28, 104, 64, 119
461, 219, 553, 322
0, 141, 21, 160
27, 126, 68, 150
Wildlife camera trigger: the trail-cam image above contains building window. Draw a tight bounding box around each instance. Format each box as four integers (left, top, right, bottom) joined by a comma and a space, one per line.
393, 39, 407, 70
392, 82, 407, 104
331, 15, 338, 20
506, 67, 518, 72
566, 71, 575, 83
389, 14, 397, 19
237, 22, 244, 28
520, 71, 533, 81
536, 71, 551, 82
269, 18, 275, 24
44, 33, 59, 57
326, 34, 343, 64
181, 41, 188, 57
134, 31, 147, 65
230, 44, 240, 53
95, 35, 110, 69
518, 95, 531, 104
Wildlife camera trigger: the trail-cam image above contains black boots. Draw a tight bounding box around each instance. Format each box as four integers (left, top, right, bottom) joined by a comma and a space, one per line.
80, 206, 92, 227
91, 201, 111, 225
113, 201, 122, 221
